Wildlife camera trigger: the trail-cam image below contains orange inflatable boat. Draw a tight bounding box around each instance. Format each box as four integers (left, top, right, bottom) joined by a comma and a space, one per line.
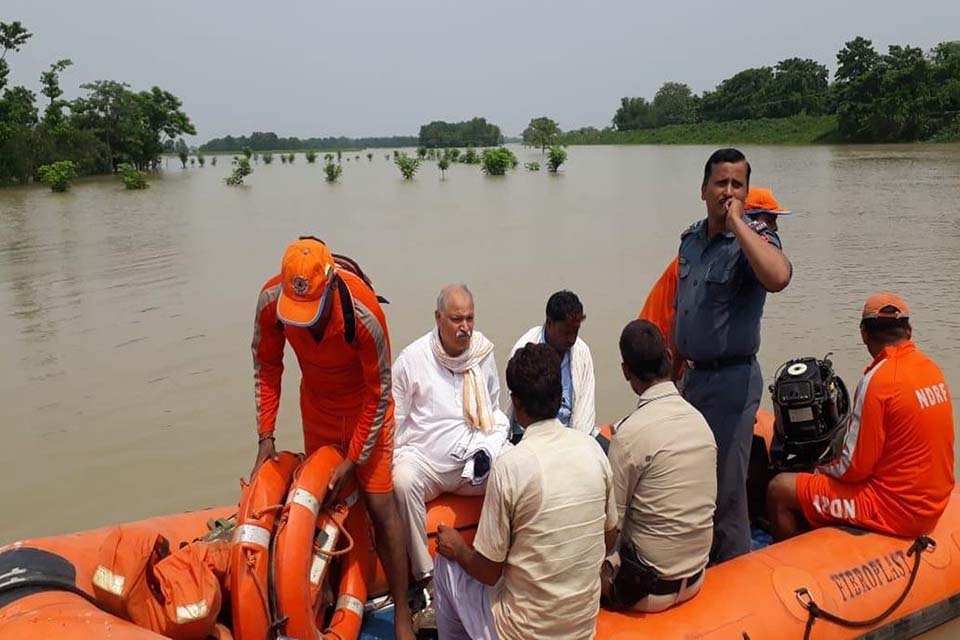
3, 420, 960, 640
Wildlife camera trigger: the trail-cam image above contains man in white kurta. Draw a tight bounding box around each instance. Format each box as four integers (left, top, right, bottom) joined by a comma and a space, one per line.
508, 290, 596, 436
392, 285, 509, 582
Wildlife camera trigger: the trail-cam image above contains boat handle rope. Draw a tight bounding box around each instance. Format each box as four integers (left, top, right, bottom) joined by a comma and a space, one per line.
794, 535, 935, 640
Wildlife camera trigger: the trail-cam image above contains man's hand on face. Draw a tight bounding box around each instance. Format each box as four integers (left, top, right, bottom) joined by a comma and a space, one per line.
723, 197, 745, 233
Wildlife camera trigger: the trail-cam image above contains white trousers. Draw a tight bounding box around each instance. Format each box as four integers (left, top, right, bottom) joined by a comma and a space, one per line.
393, 450, 486, 580
434, 555, 498, 640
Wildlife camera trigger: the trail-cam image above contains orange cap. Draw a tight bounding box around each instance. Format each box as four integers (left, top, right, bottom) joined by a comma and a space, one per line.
745, 187, 790, 215
862, 292, 910, 320
277, 238, 336, 327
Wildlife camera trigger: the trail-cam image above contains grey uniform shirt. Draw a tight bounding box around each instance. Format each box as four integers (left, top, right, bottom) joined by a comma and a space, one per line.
674, 218, 782, 363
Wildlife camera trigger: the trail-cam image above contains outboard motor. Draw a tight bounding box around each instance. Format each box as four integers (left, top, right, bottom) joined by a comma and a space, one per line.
769, 353, 851, 472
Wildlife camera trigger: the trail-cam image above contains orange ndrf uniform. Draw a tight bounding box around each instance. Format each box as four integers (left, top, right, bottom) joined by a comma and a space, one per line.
252, 240, 395, 493
797, 341, 955, 536
639, 256, 679, 346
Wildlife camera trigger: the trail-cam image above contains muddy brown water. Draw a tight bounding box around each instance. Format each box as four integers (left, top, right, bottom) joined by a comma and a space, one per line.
1, 144, 958, 551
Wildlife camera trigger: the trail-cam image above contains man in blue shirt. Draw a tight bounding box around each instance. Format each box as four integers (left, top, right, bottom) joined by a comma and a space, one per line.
509, 290, 597, 437
675, 148, 792, 563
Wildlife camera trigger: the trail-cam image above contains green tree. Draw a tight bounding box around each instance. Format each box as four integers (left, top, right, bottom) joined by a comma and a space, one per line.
700, 67, 775, 121
417, 146, 427, 158
324, 161, 343, 183
766, 58, 830, 117
225, 156, 252, 185
522, 116, 561, 152
242, 146, 252, 160
652, 82, 698, 126
524, 161, 541, 171
460, 148, 480, 164
178, 149, 188, 168
418, 117, 503, 147
39, 58, 72, 126
437, 156, 450, 179
546, 145, 567, 173
0, 21, 32, 93
71, 81, 195, 170
280, 154, 288, 164
190, 157, 195, 166
835, 37, 884, 141
613, 96, 656, 130
480, 147, 516, 175
262, 152, 274, 164
287, 152, 296, 163
197, 153, 205, 167
394, 153, 420, 180
37, 160, 78, 191
119, 163, 149, 189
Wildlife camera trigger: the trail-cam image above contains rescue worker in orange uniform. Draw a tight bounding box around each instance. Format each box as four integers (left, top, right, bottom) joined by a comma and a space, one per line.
639, 186, 791, 363
767, 293, 955, 540
251, 237, 415, 639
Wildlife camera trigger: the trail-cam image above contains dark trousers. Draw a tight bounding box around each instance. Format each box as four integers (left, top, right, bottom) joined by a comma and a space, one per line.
681, 359, 762, 564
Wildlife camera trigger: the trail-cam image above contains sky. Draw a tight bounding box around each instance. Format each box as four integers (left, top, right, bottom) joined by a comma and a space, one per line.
5, 0, 959, 142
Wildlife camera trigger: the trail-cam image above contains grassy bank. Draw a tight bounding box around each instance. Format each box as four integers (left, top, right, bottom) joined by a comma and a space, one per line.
561, 115, 841, 145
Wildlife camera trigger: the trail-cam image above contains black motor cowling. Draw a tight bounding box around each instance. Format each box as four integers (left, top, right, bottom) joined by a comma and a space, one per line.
769, 353, 850, 472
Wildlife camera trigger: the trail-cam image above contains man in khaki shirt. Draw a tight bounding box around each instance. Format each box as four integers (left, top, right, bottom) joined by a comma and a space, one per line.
434, 343, 618, 640
603, 320, 717, 613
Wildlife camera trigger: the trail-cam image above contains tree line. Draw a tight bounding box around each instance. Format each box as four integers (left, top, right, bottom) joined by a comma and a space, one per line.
418, 117, 503, 148
600, 37, 960, 143
0, 21, 195, 185
198, 131, 418, 153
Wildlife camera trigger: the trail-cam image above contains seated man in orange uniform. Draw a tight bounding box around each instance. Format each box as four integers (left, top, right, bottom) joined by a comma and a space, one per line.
767, 293, 955, 540
250, 237, 414, 639
638, 186, 791, 367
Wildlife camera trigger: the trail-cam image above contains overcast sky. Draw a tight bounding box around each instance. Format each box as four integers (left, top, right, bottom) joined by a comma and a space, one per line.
6, 0, 959, 141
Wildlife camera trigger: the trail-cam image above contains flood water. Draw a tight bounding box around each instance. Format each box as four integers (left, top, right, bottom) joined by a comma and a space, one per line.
1, 144, 959, 544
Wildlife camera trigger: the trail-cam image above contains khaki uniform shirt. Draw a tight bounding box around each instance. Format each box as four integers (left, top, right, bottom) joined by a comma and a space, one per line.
609, 381, 717, 578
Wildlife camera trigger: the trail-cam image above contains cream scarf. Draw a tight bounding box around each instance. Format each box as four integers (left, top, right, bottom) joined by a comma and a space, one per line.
431, 327, 496, 431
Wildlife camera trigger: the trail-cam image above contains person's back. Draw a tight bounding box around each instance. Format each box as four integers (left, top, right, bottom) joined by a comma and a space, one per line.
828, 341, 954, 534
485, 420, 611, 637
612, 390, 716, 578
768, 293, 955, 542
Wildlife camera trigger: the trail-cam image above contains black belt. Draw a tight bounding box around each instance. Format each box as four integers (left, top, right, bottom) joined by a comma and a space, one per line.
647, 568, 704, 596
685, 355, 755, 371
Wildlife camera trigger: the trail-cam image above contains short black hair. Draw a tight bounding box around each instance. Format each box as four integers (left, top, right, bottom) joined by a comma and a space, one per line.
860, 315, 911, 345
545, 290, 584, 322
506, 343, 562, 422
702, 148, 751, 187
619, 320, 671, 383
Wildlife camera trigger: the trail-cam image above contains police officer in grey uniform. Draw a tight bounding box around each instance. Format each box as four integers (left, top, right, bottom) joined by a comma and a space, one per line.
675, 148, 792, 563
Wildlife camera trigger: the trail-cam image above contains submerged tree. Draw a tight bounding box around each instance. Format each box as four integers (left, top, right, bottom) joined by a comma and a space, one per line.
262, 152, 273, 164
178, 149, 188, 168
210, 156, 217, 166
525, 161, 541, 171
394, 154, 420, 180
306, 150, 318, 163
481, 147, 516, 175
37, 160, 78, 192
190, 157, 195, 166
197, 153, 205, 167
546, 145, 567, 173
522, 116, 561, 152
119, 163, 149, 189
324, 161, 343, 183
242, 146, 253, 160
225, 156, 252, 185
367, 152, 373, 161
438, 156, 450, 179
